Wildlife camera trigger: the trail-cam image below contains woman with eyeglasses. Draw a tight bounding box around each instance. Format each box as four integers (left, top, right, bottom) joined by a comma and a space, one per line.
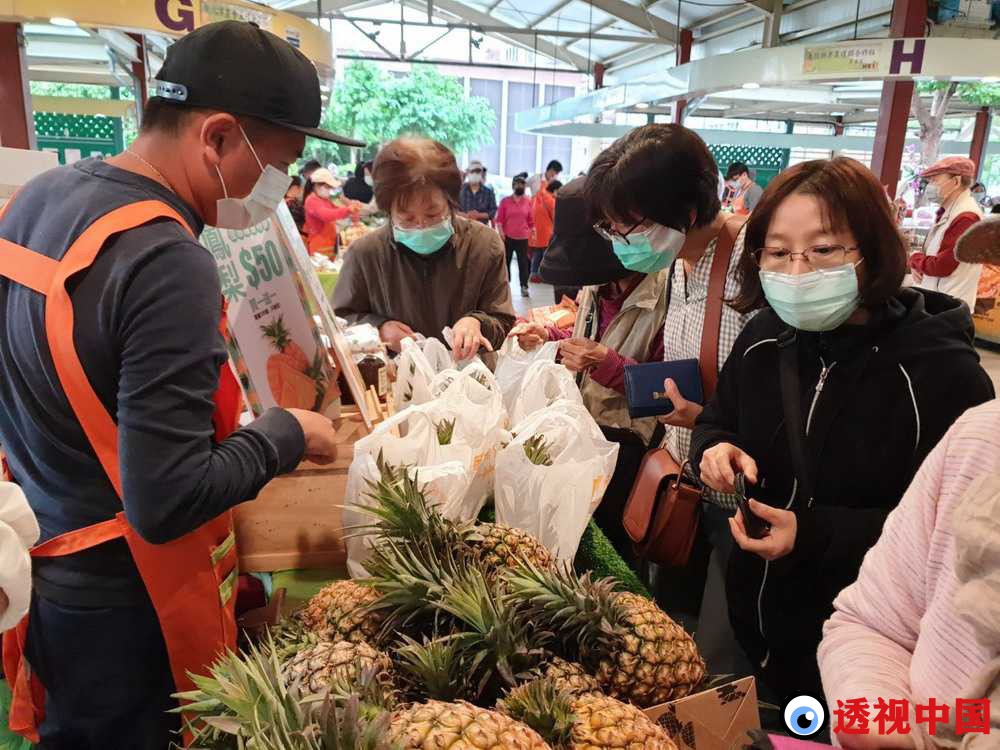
333, 138, 515, 360
690, 157, 994, 703
584, 123, 756, 679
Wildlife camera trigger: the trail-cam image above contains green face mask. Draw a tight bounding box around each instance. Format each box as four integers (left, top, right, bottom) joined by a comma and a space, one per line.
393, 217, 454, 256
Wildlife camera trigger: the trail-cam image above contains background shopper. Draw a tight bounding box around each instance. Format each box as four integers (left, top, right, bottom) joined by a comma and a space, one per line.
459, 160, 497, 224
496, 172, 534, 297
342, 161, 375, 204
586, 123, 755, 678
303, 167, 356, 257
692, 157, 994, 702
529, 179, 561, 281
333, 137, 515, 361
726, 161, 763, 214
910, 156, 984, 310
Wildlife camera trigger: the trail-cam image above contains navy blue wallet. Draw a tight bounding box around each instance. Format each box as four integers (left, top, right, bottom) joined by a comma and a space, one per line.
623, 359, 704, 418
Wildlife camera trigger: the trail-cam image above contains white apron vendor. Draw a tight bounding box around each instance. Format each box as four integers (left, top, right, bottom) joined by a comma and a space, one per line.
909, 156, 983, 310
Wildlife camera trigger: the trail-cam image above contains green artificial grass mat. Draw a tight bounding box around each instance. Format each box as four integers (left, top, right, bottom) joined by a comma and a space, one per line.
0, 680, 32, 750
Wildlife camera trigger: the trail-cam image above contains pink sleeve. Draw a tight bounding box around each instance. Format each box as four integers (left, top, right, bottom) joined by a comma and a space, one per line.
546, 326, 571, 341
819, 404, 1000, 748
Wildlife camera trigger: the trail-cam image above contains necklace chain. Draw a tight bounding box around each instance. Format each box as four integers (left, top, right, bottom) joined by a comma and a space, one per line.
126, 149, 171, 189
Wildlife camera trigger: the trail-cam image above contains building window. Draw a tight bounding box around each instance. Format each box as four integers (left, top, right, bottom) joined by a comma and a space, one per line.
506, 81, 538, 177
541, 84, 574, 177
468, 78, 502, 176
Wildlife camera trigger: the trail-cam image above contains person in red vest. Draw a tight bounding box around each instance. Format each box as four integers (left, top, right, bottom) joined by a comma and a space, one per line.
0, 21, 358, 749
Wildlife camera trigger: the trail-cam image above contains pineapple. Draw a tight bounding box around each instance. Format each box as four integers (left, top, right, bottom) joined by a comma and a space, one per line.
394, 634, 472, 703
361, 458, 554, 577
283, 640, 395, 699
263, 615, 326, 662
471, 523, 555, 574
540, 657, 604, 700
500, 678, 678, 750
523, 434, 554, 466
262, 315, 317, 409
297, 579, 386, 645
505, 563, 705, 707
389, 700, 551, 750
174, 641, 396, 750
436, 418, 456, 446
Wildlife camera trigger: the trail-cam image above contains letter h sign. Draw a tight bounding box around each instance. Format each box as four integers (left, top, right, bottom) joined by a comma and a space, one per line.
890, 39, 926, 75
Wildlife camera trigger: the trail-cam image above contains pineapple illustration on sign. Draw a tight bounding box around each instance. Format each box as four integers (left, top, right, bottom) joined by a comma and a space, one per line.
260, 315, 335, 412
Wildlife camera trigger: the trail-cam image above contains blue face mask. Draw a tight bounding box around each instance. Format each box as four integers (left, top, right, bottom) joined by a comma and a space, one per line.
759, 261, 862, 332
611, 223, 686, 274
393, 216, 454, 256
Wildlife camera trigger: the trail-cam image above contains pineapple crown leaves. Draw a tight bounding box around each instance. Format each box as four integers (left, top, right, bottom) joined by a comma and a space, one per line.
435, 418, 456, 446
502, 561, 626, 667
260, 316, 292, 351
175, 638, 316, 749
315, 664, 399, 716
522, 434, 555, 467
498, 678, 578, 749
434, 566, 552, 699
393, 633, 473, 702
310, 694, 399, 750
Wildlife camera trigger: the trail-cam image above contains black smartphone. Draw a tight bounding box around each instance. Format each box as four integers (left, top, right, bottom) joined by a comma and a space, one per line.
734, 472, 770, 540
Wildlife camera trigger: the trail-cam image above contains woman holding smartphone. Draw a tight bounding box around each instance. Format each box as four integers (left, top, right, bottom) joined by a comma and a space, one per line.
690, 157, 994, 702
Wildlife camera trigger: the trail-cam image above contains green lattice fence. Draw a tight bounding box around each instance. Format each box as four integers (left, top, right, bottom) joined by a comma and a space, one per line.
34, 112, 124, 165
708, 144, 789, 188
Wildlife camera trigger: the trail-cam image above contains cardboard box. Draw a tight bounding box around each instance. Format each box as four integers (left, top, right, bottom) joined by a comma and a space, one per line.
644, 677, 761, 750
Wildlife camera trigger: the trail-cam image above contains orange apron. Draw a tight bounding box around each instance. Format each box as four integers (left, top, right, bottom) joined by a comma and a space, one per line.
0, 197, 243, 745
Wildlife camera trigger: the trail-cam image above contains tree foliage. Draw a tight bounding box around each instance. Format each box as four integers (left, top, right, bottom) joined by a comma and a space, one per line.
306, 62, 496, 167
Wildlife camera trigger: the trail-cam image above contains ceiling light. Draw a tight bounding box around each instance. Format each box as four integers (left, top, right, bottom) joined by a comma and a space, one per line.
636, 102, 649, 109
830, 111, 845, 116
49, 16, 77, 27
742, 82, 761, 90
865, 107, 879, 112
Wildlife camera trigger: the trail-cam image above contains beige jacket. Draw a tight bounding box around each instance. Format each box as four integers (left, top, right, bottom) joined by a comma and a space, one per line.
579, 270, 669, 443
916, 191, 983, 310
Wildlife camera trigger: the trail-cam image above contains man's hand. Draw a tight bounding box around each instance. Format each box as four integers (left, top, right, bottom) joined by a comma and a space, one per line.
558, 338, 610, 373
452, 316, 493, 361
699, 442, 758, 493
0, 587, 8, 622
729, 499, 796, 561
508, 322, 549, 350
286, 409, 339, 465
379, 320, 415, 353
656, 378, 703, 429
911, 268, 924, 284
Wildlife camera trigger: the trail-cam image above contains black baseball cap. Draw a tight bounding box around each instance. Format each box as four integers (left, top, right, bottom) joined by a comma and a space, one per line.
540, 177, 631, 286
151, 21, 363, 147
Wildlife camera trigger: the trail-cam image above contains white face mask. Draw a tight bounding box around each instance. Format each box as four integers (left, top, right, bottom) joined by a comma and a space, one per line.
467, 173, 483, 185
213, 124, 292, 230
364, 174, 374, 187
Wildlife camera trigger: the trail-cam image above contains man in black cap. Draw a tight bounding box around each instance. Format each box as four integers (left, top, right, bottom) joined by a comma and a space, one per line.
0, 21, 359, 749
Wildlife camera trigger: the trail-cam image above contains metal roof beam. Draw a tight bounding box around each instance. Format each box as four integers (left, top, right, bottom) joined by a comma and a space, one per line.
414, 0, 596, 69
530, 0, 576, 28
334, 15, 666, 41
581, 0, 679, 41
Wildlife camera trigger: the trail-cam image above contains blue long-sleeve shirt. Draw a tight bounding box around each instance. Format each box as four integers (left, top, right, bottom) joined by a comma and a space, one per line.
0, 159, 305, 607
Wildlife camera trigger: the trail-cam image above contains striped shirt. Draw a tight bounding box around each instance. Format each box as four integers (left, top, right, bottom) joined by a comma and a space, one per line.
818, 399, 1000, 748
662, 230, 753, 508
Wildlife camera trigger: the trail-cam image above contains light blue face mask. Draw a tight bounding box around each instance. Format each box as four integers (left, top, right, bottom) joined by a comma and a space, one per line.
611, 223, 686, 274
393, 217, 454, 256
759, 261, 863, 332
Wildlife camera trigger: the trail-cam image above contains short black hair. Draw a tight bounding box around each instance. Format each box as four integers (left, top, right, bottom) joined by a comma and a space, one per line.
546, 160, 563, 174
585, 124, 721, 231
289, 175, 302, 187
301, 159, 322, 177
726, 161, 750, 180
140, 99, 205, 134
547, 180, 563, 193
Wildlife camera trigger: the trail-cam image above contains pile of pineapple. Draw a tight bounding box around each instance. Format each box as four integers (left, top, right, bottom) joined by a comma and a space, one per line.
179, 460, 706, 749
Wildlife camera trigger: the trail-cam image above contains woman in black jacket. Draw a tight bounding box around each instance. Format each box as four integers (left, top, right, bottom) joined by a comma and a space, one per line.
690, 157, 995, 702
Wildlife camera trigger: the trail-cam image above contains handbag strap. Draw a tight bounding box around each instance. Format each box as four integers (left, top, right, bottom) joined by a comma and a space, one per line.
698, 216, 745, 400
777, 328, 814, 504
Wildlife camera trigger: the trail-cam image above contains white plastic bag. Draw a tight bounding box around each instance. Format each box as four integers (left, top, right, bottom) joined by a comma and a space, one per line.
494, 337, 560, 414
392, 336, 453, 408
508, 360, 583, 426
344, 404, 477, 578
429, 360, 510, 500
495, 400, 619, 561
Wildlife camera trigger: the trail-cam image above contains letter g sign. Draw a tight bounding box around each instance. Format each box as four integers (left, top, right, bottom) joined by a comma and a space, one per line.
155, 0, 196, 32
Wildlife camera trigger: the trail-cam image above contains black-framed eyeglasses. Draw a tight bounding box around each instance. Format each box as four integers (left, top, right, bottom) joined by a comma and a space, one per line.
752, 244, 860, 271
593, 219, 645, 245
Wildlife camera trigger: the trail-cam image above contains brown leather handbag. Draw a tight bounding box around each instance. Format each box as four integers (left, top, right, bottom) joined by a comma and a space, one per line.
621, 217, 744, 567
